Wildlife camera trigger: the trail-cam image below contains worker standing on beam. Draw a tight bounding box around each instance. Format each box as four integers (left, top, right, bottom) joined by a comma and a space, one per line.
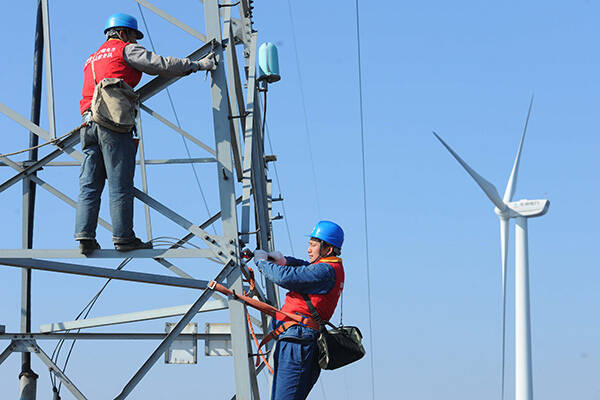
75, 13, 216, 255
254, 220, 345, 400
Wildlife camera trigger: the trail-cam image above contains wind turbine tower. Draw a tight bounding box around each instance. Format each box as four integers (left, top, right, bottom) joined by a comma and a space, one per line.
433, 98, 549, 400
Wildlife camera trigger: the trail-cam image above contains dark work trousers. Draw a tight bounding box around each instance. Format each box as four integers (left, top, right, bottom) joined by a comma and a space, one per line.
74, 115, 136, 243
271, 338, 321, 400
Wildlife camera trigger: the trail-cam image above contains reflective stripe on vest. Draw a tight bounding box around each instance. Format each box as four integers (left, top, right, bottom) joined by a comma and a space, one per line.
79, 39, 143, 115
278, 257, 344, 323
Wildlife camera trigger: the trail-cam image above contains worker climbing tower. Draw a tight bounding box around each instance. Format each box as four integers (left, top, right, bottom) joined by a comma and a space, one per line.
0, 0, 281, 398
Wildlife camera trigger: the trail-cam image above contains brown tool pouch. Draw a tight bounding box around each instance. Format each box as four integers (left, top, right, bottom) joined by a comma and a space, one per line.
90, 59, 138, 133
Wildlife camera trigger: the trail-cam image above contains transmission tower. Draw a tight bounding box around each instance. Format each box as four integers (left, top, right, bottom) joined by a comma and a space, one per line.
0, 0, 280, 398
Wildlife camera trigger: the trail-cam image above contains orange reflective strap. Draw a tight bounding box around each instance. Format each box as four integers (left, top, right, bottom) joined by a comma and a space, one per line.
208, 281, 320, 330
255, 321, 299, 366
246, 308, 273, 374
207, 280, 321, 369
242, 266, 256, 292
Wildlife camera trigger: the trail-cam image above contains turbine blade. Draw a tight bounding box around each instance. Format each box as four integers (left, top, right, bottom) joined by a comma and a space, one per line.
433, 132, 506, 211
503, 95, 534, 202
499, 217, 509, 400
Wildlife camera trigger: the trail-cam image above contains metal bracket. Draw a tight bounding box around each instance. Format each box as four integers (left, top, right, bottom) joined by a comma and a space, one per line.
219, 1, 240, 7
271, 213, 283, 221
238, 228, 260, 236
228, 111, 251, 120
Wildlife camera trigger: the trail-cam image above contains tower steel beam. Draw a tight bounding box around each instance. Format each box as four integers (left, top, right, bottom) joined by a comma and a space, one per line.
239, 33, 259, 247
20, 2, 44, 397
134, 0, 207, 42
40, 0, 56, 139
223, 8, 245, 181
0, 1, 279, 398
39, 299, 228, 333
205, 1, 258, 398
1, 155, 114, 231
0, 133, 80, 194
0, 333, 236, 341
114, 261, 236, 399
0, 258, 215, 289
14, 340, 87, 400
0, 158, 217, 166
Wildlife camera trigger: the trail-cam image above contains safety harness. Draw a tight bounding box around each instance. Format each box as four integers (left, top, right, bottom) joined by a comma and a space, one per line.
208, 253, 342, 369
207, 280, 320, 367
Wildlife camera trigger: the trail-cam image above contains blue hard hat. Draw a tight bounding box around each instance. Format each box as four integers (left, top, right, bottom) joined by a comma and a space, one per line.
104, 13, 144, 39
309, 221, 344, 249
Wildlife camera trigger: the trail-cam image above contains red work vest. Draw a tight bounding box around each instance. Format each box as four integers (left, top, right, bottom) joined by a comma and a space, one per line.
278, 257, 345, 323
79, 39, 143, 114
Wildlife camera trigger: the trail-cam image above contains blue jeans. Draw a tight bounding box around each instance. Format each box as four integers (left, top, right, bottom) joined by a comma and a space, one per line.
74, 115, 136, 243
271, 338, 321, 400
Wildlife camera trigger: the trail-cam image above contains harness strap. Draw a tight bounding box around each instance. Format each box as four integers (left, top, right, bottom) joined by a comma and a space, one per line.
91, 56, 98, 86
254, 321, 301, 366
242, 266, 256, 292
208, 280, 319, 330
208, 280, 320, 366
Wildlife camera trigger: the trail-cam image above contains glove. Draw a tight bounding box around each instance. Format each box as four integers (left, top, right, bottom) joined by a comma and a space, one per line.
268, 251, 286, 265
253, 249, 268, 262
196, 52, 217, 71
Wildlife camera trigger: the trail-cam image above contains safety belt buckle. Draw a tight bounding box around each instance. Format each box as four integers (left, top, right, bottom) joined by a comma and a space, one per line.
208, 280, 217, 290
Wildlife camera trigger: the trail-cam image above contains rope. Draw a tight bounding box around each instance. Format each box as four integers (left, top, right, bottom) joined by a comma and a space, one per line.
0, 123, 84, 158
246, 309, 273, 373
243, 279, 274, 375
354, 1, 376, 399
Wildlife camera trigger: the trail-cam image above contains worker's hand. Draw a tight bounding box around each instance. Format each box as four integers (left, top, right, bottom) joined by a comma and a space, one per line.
197, 52, 218, 71
253, 249, 269, 262
268, 251, 286, 265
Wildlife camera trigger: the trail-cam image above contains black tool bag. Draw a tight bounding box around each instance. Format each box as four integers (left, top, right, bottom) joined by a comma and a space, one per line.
303, 295, 366, 370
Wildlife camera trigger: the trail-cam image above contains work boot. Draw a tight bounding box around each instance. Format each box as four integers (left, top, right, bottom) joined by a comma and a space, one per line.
78, 239, 100, 256
114, 238, 153, 252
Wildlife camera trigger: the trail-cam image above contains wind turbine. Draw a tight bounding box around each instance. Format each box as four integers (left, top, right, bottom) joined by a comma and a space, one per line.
432, 97, 549, 400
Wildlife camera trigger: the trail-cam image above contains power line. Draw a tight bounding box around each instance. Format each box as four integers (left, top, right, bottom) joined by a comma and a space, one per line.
285, 0, 322, 218
261, 95, 295, 257
354, 1, 376, 399
137, 4, 216, 234
51, 257, 133, 394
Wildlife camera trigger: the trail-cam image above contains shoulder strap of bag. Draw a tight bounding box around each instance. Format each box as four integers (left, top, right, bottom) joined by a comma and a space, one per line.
302, 294, 322, 325
91, 56, 98, 86
303, 294, 338, 329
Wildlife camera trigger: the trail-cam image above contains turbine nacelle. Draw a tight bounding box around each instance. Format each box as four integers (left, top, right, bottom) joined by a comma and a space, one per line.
494, 199, 550, 219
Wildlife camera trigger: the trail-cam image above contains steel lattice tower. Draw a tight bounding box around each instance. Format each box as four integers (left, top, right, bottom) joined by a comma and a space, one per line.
0, 1, 279, 398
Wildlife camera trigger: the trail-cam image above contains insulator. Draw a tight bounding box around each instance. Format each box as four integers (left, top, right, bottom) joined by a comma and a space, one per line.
257, 42, 281, 83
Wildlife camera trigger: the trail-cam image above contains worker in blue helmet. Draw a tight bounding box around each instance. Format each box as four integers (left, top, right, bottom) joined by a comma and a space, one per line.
104, 13, 144, 39
254, 220, 345, 400
75, 13, 218, 255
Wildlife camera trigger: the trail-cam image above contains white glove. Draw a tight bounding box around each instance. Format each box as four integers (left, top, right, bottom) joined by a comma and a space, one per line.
197, 52, 217, 71
253, 249, 268, 262
268, 251, 286, 265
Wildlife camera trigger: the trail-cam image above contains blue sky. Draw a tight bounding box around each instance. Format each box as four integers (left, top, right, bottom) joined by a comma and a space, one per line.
0, 1, 598, 399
